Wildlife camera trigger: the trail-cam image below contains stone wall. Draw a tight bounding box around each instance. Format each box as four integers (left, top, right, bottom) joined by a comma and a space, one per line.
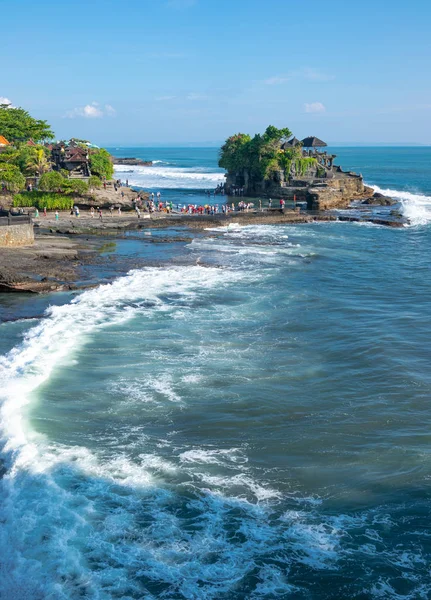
0, 223, 34, 247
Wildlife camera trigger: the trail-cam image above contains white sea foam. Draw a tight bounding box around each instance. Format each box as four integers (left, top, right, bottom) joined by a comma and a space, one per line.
0, 261, 428, 597
372, 184, 431, 226
0, 265, 252, 598
114, 164, 225, 189
179, 447, 248, 466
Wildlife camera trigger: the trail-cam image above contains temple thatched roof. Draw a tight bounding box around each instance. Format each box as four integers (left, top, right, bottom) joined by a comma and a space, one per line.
301, 136, 327, 148
281, 137, 301, 149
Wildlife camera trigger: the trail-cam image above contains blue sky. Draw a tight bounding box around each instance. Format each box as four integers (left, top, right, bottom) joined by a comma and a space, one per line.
2, 0, 431, 145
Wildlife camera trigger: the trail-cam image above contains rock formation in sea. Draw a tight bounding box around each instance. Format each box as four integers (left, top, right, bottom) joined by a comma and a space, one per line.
221, 129, 369, 210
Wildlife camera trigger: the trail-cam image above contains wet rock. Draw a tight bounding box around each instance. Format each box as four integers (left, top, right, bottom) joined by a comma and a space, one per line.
362, 192, 396, 206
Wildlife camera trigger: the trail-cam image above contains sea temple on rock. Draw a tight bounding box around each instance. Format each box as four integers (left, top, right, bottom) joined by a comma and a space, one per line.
222, 130, 367, 210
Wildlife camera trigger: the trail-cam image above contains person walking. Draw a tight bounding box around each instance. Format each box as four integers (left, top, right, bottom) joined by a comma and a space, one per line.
55, 210, 59, 221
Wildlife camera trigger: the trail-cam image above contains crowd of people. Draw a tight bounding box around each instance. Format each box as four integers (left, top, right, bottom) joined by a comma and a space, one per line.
21, 176, 292, 221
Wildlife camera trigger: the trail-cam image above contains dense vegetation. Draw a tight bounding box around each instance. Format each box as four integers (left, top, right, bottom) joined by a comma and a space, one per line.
0, 163, 26, 192
0, 104, 111, 196
89, 148, 114, 179
0, 104, 54, 142
13, 192, 73, 210
219, 125, 316, 181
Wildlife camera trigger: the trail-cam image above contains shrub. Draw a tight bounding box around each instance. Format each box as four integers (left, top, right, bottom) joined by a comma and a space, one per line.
13, 192, 73, 210
39, 171, 65, 192
0, 164, 26, 192
88, 175, 102, 190
89, 148, 114, 179
63, 179, 88, 195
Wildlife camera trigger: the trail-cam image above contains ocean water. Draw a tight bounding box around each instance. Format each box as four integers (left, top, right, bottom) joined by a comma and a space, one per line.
109, 146, 431, 225
1, 148, 431, 599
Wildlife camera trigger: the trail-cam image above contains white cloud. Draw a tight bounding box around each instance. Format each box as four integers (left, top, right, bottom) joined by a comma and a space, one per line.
264, 76, 290, 85
65, 102, 116, 119
104, 104, 116, 116
187, 93, 207, 101
304, 102, 326, 114
83, 104, 103, 118
263, 68, 335, 86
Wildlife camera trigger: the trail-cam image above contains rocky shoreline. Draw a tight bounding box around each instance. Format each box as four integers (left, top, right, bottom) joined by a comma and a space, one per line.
0, 207, 406, 295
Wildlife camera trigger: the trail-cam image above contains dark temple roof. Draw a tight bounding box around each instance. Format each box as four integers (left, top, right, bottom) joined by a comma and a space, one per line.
301, 136, 327, 148
281, 136, 301, 149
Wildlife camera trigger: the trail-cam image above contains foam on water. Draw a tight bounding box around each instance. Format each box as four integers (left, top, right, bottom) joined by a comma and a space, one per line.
372, 184, 431, 226
113, 164, 224, 189
0, 265, 265, 598
1, 224, 430, 598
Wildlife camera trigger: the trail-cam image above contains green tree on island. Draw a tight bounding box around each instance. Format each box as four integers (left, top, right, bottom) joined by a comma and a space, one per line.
89, 148, 114, 179
0, 105, 54, 143
219, 125, 316, 182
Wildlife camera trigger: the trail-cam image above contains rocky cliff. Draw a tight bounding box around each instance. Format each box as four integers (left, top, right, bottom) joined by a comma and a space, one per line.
225, 167, 367, 210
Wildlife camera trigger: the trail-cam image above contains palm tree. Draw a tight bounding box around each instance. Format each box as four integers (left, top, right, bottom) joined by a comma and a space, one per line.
26, 147, 52, 176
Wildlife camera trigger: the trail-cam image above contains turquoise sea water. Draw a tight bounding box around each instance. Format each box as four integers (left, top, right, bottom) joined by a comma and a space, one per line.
1, 148, 431, 599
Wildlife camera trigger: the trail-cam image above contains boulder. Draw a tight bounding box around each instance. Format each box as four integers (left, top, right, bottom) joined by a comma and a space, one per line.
76, 186, 149, 210
362, 192, 396, 206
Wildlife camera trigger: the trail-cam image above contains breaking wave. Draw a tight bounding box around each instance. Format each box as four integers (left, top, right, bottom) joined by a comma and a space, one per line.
113, 164, 225, 190
372, 184, 431, 226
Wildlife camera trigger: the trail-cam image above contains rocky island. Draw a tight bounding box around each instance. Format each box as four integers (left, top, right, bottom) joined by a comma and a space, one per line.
220, 126, 375, 210
112, 157, 152, 167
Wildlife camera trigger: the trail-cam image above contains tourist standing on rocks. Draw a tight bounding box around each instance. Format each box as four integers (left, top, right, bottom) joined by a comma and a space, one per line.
268, 198, 272, 209
99, 208, 103, 221
91, 207, 95, 218
43, 207, 47, 217
55, 211, 59, 221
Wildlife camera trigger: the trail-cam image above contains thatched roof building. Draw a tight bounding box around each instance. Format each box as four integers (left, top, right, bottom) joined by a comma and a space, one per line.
301, 136, 327, 148
51, 142, 90, 177
281, 137, 301, 149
